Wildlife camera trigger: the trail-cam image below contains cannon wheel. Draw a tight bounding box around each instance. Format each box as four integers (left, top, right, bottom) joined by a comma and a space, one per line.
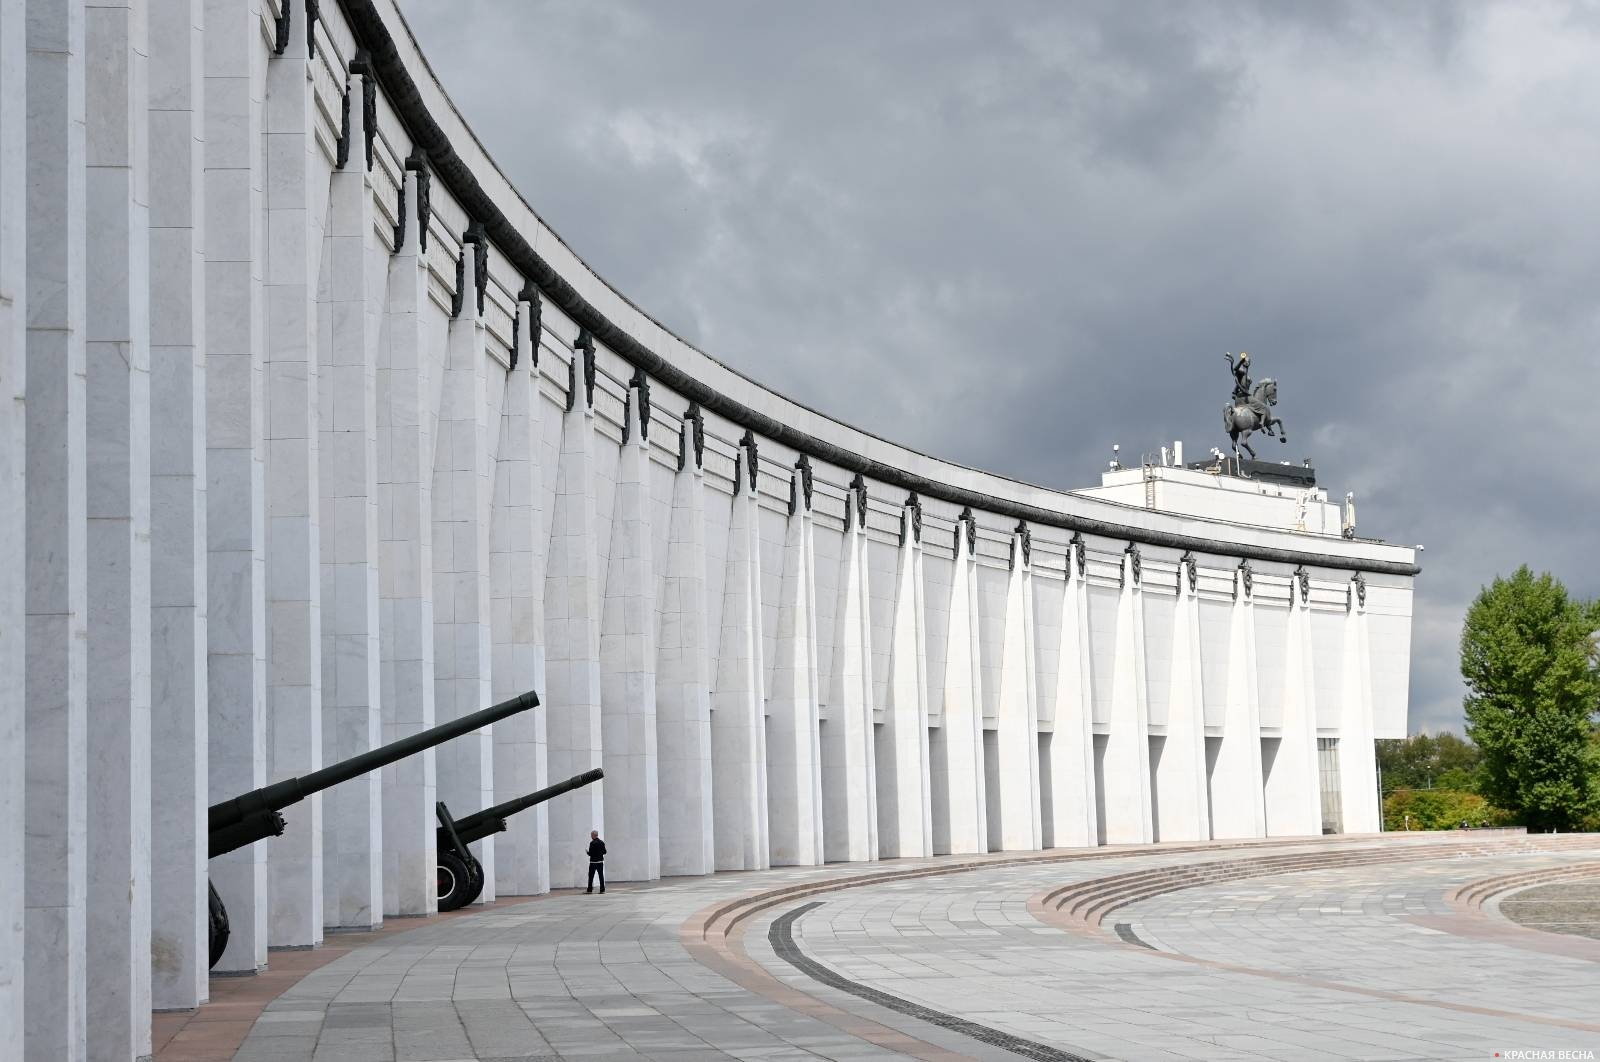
437, 851, 475, 912
208, 880, 230, 969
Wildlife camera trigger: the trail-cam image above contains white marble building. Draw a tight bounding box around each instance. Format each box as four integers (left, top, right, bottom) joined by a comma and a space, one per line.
0, 0, 1418, 1057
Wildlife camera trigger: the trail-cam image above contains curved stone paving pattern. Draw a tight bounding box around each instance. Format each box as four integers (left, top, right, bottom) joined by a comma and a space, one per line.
1498, 875, 1600, 941
739, 844, 1600, 1062
216, 836, 1600, 1061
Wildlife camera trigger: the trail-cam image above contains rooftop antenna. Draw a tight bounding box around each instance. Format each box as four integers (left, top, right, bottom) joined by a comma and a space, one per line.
1342, 492, 1357, 539
1108, 443, 1121, 471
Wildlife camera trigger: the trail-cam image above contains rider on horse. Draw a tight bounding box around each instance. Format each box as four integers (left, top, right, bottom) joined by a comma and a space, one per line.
1227, 351, 1270, 423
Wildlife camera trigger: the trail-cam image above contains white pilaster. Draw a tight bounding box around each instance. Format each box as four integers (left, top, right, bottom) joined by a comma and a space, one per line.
1103, 550, 1152, 844
490, 298, 548, 895
433, 233, 495, 895
147, 0, 208, 1010
319, 73, 383, 929
599, 380, 659, 881
1338, 579, 1380, 833
377, 163, 436, 916
0, 0, 27, 1037
204, 0, 268, 974
657, 417, 714, 876
84, 1, 151, 1052
25, 0, 89, 1050
823, 496, 877, 863
263, 17, 325, 947
712, 459, 768, 871
1211, 567, 1266, 839
767, 468, 824, 866
936, 516, 987, 855
993, 530, 1041, 851
544, 335, 604, 889
876, 501, 931, 859
1156, 560, 1210, 842
1268, 573, 1323, 836
1043, 542, 1097, 848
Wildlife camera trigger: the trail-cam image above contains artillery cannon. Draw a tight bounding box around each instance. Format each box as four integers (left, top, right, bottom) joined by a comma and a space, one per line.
206, 689, 541, 967
435, 767, 604, 911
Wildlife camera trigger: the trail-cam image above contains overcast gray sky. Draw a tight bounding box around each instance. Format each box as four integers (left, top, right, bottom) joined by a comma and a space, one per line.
403, 0, 1600, 736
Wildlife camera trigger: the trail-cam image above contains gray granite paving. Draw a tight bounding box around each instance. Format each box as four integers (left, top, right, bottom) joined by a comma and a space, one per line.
229, 839, 1600, 1062
1499, 877, 1600, 941
743, 845, 1600, 1062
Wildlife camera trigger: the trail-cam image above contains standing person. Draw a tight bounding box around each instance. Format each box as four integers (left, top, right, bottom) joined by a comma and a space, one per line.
586, 829, 606, 894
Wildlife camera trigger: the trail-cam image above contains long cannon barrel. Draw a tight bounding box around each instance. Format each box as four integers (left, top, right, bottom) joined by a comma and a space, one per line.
208, 689, 540, 858
449, 768, 604, 844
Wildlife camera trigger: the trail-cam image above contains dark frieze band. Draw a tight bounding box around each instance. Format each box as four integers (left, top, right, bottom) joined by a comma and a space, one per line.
333, 0, 1419, 579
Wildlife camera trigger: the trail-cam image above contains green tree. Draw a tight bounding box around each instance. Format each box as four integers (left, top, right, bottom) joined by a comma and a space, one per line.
1383, 788, 1508, 831
1376, 732, 1482, 794
1461, 566, 1600, 830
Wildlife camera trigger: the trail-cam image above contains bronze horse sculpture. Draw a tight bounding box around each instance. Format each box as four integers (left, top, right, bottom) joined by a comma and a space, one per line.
1224, 378, 1287, 459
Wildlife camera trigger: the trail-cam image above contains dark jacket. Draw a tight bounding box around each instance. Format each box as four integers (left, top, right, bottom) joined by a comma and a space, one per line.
586, 838, 606, 862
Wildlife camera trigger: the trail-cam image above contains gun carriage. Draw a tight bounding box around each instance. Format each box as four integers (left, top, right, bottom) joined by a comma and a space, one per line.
434, 767, 604, 911
206, 689, 541, 967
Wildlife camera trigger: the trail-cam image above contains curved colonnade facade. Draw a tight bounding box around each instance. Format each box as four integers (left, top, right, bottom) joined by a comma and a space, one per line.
0, 0, 1419, 1057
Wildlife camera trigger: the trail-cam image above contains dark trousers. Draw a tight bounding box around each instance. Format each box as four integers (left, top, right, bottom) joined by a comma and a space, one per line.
587, 861, 605, 892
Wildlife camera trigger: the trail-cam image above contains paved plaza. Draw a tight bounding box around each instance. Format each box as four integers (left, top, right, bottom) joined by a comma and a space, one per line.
152, 835, 1600, 1062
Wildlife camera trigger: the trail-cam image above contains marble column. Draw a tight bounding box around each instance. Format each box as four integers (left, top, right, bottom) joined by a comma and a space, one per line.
993, 529, 1041, 851
377, 162, 436, 916
1268, 572, 1323, 836
543, 333, 603, 889
1211, 566, 1266, 839
319, 70, 383, 929
712, 451, 768, 871
204, 0, 268, 974
263, 22, 325, 948
1339, 578, 1380, 833
876, 500, 931, 859
490, 298, 548, 895
938, 515, 987, 855
600, 380, 660, 881
84, 1, 152, 1053
1043, 542, 1097, 848
1156, 558, 1210, 842
1103, 549, 1152, 844
147, 0, 209, 1010
768, 467, 824, 866
657, 416, 714, 877
0, 0, 26, 1038
433, 233, 496, 896
823, 495, 877, 863
25, 0, 89, 1051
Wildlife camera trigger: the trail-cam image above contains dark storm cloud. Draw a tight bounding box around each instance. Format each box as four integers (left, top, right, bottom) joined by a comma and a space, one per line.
402, 0, 1600, 735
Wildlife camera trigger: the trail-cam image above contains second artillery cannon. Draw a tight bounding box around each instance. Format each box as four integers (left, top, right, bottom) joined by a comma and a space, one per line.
435, 767, 604, 911
206, 688, 541, 967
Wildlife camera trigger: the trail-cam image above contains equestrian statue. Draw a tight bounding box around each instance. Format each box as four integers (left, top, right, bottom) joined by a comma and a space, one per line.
1222, 351, 1287, 459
